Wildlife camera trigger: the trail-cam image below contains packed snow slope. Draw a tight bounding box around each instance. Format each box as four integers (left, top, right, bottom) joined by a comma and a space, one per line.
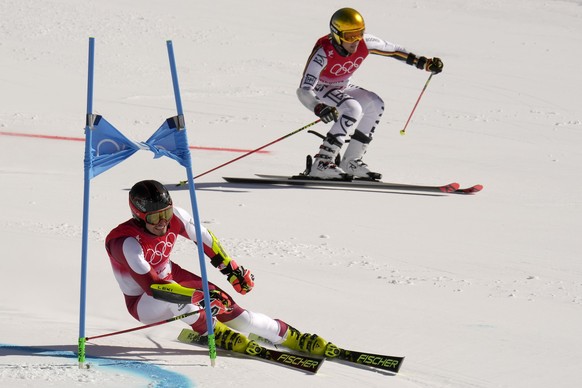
1, 0, 581, 387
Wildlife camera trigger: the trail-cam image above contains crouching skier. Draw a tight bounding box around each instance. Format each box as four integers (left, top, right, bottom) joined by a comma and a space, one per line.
105, 180, 337, 358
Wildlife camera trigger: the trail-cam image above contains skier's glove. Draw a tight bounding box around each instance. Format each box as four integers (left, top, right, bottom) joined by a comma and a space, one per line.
314, 103, 339, 124
426, 57, 443, 74
407, 54, 444, 74
191, 289, 232, 316
228, 266, 255, 295
223, 261, 255, 295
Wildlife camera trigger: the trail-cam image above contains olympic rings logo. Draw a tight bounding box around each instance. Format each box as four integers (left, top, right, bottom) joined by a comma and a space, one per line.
145, 232, 177, 265
329, 57, 364, 76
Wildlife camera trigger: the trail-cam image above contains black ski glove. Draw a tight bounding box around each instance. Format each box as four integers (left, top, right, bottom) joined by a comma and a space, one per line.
407, 54, 444, 74
426, 57, 443, 74
314, 103, 339, 123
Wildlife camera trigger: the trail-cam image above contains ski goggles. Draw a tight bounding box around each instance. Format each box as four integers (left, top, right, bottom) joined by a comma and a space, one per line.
144, 206, 174, 225
340, 29, 365, 43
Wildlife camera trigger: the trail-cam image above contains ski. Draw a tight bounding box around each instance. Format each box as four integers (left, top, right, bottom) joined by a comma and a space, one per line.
223, 174, 462, 194
248, 334, 404, 374
326, 344, 404, 373
456, 184, 483, 194
177, 329, 324, 374
257, 174, 484, 194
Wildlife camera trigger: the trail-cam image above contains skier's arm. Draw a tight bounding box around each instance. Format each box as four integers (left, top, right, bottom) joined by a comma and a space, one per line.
297, 46, 338, 122
175, 206, 255, 295
366, 34, 443, 73
207, 230, 255, 295
297, 88, 319, 111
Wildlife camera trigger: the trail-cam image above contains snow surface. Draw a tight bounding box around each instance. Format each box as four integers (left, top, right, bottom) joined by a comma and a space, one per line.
1, 0, 581, 387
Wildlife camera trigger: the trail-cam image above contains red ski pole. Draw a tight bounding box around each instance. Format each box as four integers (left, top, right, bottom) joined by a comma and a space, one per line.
85, 310, 200, 341
400, 73, 434, 136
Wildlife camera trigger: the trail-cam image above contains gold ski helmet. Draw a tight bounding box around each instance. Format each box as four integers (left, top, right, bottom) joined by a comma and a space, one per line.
329, 8, 365, 45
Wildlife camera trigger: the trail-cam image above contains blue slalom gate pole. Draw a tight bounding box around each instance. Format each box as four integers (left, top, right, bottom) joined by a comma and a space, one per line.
166, 40, 217, 366
78, 36, 95, 368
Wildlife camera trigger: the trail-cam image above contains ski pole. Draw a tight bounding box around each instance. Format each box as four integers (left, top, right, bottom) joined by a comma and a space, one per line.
400, 73, 434, 136
180, 119, 321, 184
85, 310, 200, 341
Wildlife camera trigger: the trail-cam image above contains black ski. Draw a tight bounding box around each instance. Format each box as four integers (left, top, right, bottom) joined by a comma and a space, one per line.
247, 335, 404, 374
258, 174, 484, 194
177, 329, 324, 374
326, 344, 404, 373
223, 174, 464, 194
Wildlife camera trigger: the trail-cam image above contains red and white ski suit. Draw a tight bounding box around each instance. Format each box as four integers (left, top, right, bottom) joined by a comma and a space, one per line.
105, 206, 287, 341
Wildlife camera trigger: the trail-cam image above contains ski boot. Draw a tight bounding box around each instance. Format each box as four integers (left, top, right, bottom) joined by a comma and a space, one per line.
308, 135, 350, 180
213, 321, 251, 353
339, 130, 382, 180
280, 325, 332, 357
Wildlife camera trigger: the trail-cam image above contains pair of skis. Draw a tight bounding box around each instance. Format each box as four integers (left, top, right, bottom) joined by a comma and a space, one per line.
217, 147, 482, 194
177, 328, 404, 374
222, 174, 483, 195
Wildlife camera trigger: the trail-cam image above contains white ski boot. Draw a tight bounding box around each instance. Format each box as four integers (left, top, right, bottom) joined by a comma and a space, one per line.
339, 133, 382, 180
308, 137, 350, 180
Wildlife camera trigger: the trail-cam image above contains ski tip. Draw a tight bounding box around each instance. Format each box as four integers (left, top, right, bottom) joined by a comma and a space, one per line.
395, 356, 405, 373
468, 184, 484, 193
457, 184, 484, 194
177, 328, 198, 343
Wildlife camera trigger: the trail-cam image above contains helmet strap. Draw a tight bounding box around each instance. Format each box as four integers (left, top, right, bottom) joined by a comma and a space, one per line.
331, 37, 350, 57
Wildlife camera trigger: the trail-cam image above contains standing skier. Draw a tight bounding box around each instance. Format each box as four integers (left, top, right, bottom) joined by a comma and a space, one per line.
105, 180, 336, 357
297, 7, 443, 179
